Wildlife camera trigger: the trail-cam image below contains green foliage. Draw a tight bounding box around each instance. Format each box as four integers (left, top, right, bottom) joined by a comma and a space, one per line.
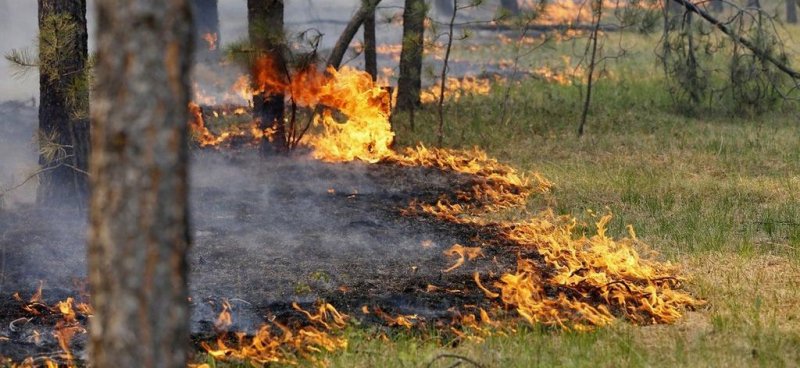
38, 13, 80, 83
659, 6, 795, 114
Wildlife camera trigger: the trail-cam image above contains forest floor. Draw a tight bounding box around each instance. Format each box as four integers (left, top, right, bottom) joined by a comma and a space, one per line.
268, 29, 800, 367
1, 22, 799, 368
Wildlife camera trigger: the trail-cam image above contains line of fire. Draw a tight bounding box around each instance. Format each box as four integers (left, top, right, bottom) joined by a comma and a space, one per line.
3, 0, 800, 367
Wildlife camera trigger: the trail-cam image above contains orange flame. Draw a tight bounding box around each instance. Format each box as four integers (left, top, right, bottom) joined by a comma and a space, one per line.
202, 32, 218, 51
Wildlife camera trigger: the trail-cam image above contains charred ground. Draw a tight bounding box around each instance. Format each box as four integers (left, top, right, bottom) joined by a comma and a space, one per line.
0, 102, 533, 363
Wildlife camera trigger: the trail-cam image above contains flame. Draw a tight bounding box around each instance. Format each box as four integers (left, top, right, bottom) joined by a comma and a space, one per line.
201, 302, 348, 366
215, 300, 233, 331
202, 32, 218, 51
443, 244, 484, 273
182, 53, 700, 341
420, 76, 494, 104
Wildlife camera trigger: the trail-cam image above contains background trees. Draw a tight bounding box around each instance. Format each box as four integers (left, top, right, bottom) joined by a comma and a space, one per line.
36, 0, 90, 207
192, 0, 220, 63
395, 0, 426, 112
248, 0, 287, 155
88, 0, 193, 366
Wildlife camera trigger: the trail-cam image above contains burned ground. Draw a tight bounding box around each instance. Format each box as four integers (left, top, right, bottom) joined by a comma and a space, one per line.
0, 103, 528, 363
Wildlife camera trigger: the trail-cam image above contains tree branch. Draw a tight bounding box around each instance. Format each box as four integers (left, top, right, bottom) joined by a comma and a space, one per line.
327, 0, 382, 69
669, 0, 800, 79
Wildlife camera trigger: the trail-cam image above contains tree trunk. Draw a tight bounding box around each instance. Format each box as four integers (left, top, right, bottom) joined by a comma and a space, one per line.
327, 0, 381, 69
248, 0, 287, 155
787, 0, 798, 23
89, 0, 193, 366
192, 0, 220, 63
500, 0, 520, 14
37, 0, 90, 208
747, 0, 761, 8
364, 0, 378, 81
395, 0, 426, 112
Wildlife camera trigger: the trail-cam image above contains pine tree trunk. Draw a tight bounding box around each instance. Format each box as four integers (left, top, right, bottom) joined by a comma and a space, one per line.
787, 0, 798, 23
37, 0, 90, 208
395, 0, 426, 112
248, 0, 287, 155
364, 0, 378, 81
192, 0, 220, 62
89, 0, 193, 366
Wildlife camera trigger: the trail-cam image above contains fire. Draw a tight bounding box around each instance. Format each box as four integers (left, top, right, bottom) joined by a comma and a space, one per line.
214, 299, 233, 331
202, 32, 218, 51
419, 76, 494, 104
533, 57, 587, 86
10, 286, 91, 367
443, 244, 484, 273
200, 302, 348, 366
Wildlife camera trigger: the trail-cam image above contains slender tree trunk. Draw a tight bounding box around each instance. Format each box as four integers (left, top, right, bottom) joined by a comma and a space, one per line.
364, 0, 378, 81
395, 0, 426, 112
89, 0, 193, 366
248, 0, 287, 155
192, 0, 220, 62
327, 0, 381, 69
37, 0, 90, 208
437, 0, 457, 146
787, 0, 798, 23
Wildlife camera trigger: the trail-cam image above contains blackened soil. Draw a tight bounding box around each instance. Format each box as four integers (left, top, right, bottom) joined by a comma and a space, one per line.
0, 144, 529, 363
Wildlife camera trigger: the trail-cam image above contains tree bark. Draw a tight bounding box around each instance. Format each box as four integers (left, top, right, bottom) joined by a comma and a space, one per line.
364, 1, 378, 81
89, 0, 193, 366
37, 0, 90, 208
248, 0, 287, 155
787, 0, 798, 23
192, 0, 220, 63
326, 0, 381, 69
395, 0, 426, 112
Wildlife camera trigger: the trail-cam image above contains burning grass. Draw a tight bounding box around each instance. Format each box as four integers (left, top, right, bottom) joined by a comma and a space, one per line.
178, 59, 703, 366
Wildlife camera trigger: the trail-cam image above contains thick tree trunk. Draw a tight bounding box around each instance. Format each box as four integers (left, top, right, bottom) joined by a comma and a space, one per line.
787, 0, 798, 23
248, 0, 287, 155
89, 0, 193, 367
395, 0, 426, 112
37, 0, 90, 208
364, 1, 378, 81
192, 0, 220, 62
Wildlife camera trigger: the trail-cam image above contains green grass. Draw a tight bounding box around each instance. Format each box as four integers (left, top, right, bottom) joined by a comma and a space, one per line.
341, 32, 799, 367
201, 30, 800, 367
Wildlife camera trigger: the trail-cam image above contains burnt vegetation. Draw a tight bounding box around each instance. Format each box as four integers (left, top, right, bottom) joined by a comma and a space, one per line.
1, 0, 799, 367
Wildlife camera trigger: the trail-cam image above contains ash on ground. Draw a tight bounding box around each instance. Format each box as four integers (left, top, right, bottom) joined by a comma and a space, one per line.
0, 102, 519, 362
